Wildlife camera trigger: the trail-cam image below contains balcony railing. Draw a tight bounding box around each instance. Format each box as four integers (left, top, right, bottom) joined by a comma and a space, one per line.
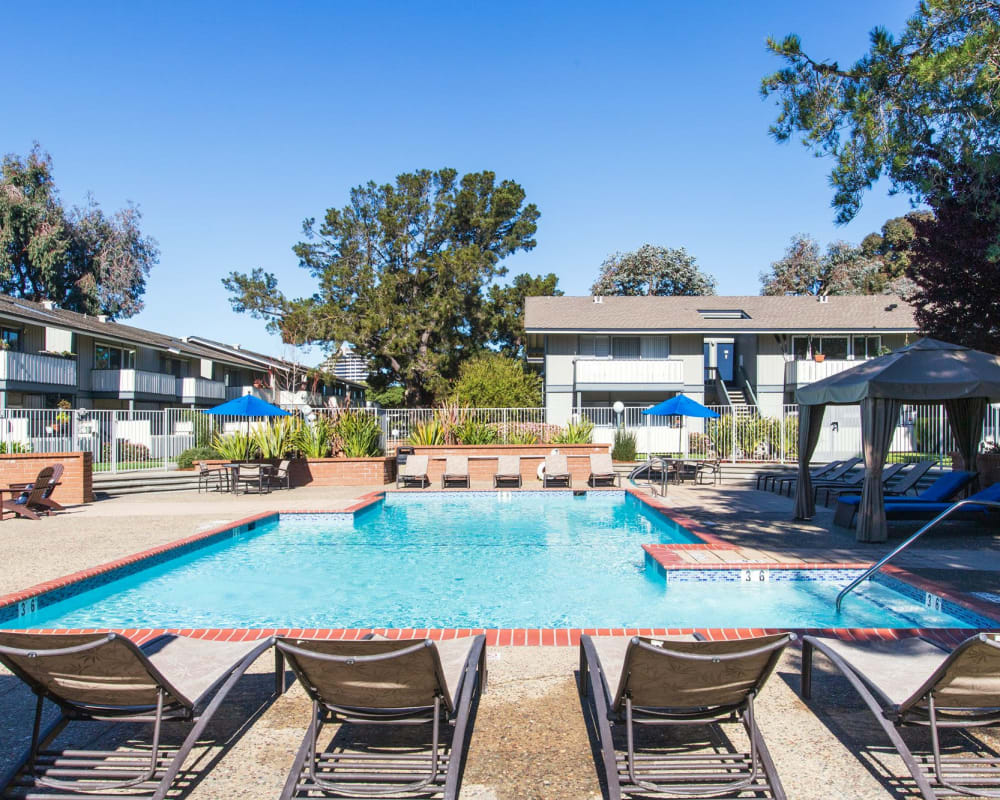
177, 377, 226, 401
785, 359, 864, 386
91, 369, 177, 396
574, 358, 685, 386
0, 352, 77, 386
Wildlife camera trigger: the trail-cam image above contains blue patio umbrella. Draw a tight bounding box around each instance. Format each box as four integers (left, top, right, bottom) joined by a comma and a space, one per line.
642, 393, 720, 418
203, 394, 290, 418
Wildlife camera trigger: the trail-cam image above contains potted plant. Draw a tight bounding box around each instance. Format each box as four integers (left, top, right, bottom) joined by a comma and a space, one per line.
813, 353, 826, 363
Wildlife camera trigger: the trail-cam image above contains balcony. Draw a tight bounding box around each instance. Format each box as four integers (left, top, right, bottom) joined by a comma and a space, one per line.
574, 358, 685, 388
0, 351, 77, 387
91, 369, 177, 397
177, 377, 226, 402
784, 359, 864, 387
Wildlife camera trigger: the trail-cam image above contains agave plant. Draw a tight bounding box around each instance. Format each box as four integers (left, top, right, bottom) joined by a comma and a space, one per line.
333, 410, 383, 457
212, 430, 258, 461
253, 417, 300, 458
551, 418, 595, 444
504, 428, 540, 445
408, 418, 445, 446
294, 414, 334, 458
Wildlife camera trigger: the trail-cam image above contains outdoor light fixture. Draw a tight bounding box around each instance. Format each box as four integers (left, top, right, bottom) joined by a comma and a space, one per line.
613, 400, 625, 429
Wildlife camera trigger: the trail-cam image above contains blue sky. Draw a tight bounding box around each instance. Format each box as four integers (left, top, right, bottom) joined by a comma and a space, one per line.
2, 0, 917, 361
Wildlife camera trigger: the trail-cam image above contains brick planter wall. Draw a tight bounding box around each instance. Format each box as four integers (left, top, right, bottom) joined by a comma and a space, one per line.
0, 451, 93, 504
198, 457, 396, 487
951, 452, 1000, 488
407, 443, 611, 483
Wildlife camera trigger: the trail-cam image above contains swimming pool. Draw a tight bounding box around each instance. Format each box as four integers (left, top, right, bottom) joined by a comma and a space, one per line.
1, 492, 991, 630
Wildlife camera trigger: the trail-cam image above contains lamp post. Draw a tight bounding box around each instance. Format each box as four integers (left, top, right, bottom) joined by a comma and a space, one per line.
612, 400, 625, 431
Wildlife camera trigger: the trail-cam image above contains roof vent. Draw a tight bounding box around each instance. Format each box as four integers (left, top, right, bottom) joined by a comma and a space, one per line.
593, 296, 603, 304
886, 303, 898, 311
232, 344, 241, 349
96, 314, 109, 323
818, 295, 829, 304
41, 300, 56, 310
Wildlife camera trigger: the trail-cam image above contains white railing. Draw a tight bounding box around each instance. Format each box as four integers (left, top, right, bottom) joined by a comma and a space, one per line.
784, 359, 863, 386
91, 369, 178, 396
574, 358, 685, 385
0, 352, 77, 386
177, 377, 226, 400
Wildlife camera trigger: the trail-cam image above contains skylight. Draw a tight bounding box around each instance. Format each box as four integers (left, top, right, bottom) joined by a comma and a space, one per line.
698, 309, 750, 320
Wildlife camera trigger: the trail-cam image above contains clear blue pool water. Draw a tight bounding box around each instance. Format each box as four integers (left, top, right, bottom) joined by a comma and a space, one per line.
3, 492, 982, 629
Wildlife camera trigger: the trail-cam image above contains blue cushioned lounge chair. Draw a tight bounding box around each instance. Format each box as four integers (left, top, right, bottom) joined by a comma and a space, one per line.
833, 470, 978, 527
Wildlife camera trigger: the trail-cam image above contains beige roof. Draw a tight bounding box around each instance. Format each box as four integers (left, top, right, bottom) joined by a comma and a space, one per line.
524, 295, 917, 334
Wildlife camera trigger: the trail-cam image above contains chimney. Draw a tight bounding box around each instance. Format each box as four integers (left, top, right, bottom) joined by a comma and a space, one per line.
593, 296, 604, 304
96, 314, 109, 323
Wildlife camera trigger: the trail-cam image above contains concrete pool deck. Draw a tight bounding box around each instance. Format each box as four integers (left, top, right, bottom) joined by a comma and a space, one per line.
1, 481, 1000, 798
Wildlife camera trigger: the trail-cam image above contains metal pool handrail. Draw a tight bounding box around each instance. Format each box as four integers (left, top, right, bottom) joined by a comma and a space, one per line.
835, 498, 1000, 612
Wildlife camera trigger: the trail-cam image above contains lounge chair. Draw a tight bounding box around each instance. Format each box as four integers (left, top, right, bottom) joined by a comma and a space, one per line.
1, 467, 55, 520
883, 459, 936, 496
777, 457, 862, 496
235, 463, 270, 494
580, 633, 794, 799
270, 458, 292, 490
816, 462, 906, 506
833, 470, 978, 527
397, 454, 430, 488
874, 481, 1000, 521
493, 455, 522, 488
0, 631, 275, 798
755, 459, 840, 492
587, 453, 619, 487
275, 635, 487, 800
8, 463, 65, 511
542, 453, 571, 488
802, 633, 1000, 800
442, 454, 471, 488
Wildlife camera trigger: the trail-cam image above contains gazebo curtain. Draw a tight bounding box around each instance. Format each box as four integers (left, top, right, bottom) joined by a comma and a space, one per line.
945, 397, 988, 491
856, 397, 902, 543
794, 404, 826, 519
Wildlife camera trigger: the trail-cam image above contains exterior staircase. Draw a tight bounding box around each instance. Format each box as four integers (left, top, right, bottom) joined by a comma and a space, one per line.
725, 387, 754, 416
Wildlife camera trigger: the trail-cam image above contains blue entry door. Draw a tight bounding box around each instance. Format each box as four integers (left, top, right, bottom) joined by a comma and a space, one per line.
718, 343, 735, 382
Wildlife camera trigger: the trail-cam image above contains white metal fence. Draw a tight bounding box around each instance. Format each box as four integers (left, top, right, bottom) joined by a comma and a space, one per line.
0, 403, 997, 472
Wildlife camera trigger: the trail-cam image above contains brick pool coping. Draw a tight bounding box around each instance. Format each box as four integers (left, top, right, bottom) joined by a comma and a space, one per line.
1, 489, 997, 644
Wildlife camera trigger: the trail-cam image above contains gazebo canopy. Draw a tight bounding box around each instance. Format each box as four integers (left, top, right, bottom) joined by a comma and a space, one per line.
793, 338, 1000, 543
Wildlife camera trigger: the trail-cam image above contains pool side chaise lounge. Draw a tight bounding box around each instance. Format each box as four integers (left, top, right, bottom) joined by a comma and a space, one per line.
882, 459, 936, 497
442, 454, 471, 488
816, 461, 906, 506
493, 455, 522, 488
755, 459, 840, 492
397, 454, 430, 488
275, 634, 487, 800
587, 453, 619, 487
542, 453, 571, 488
776, 457, 862, 496
832, 470, 978, 528
579, 632, 794, 799
0, 631, 276, 799
802, 633, 1000, 799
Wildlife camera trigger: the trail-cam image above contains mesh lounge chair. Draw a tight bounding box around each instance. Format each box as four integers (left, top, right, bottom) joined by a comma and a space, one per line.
833, 470, 977, 528
580, 633, 794, 799
2, 467, 55, 521
884, 459, 936, 497
275, 635, 487, 800
816, 462, 906, 506
755, 459, 840, 492
0, 631, 275, 799
8, 463, 64, 512
493, 455, 522, 488
802, 633, 1000, 799
588, 453, 619, 487
542, 453, 571, 488
777, 457, 862, 496
442, 454, 470, 488
397, 454, 430, 488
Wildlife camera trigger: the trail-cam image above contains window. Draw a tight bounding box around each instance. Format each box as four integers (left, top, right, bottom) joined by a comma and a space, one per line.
792, 336, 811, 360
853, 335, 882, 360
792, 335, 849, 360
160, 356, 186, 378
578, 335, 610, 358
94, 343, 135, 370
0, 328, 21, 352
611, 336, 640, 359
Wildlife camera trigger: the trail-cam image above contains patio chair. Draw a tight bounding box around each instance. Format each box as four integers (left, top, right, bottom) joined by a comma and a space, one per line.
442, 454, 471, 488
493, 455, 522, 488
0, 631, 275, 799
235, 463, 270, 494
397, 454, 430, 488
8, 463, 65, 511
755, 459, 840, 492
816, 461, 905, 506
777, 457, 862, 496
542, 453, 571, 488
1, 467, 55, 521
833, 470, 977, 528
270, 458, 292, 490
802, 633, 1000, 800
587, 453, 619, 487
197, 461, 227, 493
579, 632, 794, 799
275, 634, 487, 800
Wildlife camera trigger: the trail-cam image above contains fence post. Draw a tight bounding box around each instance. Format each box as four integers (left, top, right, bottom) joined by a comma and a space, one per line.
731, 412, 737, 464
938, 404, 946, 466
110, 412, 118, 474
780, 408, 785, 465
503, 408, 508, 444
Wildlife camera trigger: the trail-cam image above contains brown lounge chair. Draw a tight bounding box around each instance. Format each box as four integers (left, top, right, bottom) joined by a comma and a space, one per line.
587, 453, 619, 487
2, 466, 56, 520
803, 633, 1000, 799
0, 631, 276, 798
580, 632, 794, 799
542, 453, 571, 488
493, 455, 522, 488
275, 634, 487, 800
442, 454, 471, 488
8, 463, 64, 512
397, 454, 430, 488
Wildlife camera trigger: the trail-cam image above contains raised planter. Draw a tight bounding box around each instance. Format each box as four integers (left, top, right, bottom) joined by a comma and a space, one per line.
406, 443, 610, 483
0, 451, 93, 504
950, 452, 1000, 488
197, 457, 396, 487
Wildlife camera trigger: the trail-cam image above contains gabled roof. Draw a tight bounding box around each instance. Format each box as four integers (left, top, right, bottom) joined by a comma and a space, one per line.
524, 295, 917, 334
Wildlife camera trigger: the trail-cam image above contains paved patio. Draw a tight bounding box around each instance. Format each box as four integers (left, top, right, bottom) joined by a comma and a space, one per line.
1, 481, 999, 798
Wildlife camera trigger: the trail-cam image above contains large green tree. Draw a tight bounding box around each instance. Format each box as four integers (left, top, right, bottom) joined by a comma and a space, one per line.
0, 146, 159, 318
591, 244, 716, 296
224, 168, 539, 406
484, 272, 561, 357
762, 0, 1000, 223
451, 353, 542, 408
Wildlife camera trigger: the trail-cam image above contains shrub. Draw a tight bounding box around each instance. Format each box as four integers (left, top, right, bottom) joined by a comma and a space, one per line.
0, 440, 31, 454
551, 418, 594, 444
409, 418, 445, 446
332, 410, 382, 457
688, 432, 712, 457
254, 417, 300, 458
212, 431, 258, 461
295, 414, 334, 458
178, 408, 214, 448
450, 353, 542, 408
100, 439, 152, 464
177, 445, 220, 469
707, 415, 733, 459
611, 429, 637, 461
454, 418, 498, 445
